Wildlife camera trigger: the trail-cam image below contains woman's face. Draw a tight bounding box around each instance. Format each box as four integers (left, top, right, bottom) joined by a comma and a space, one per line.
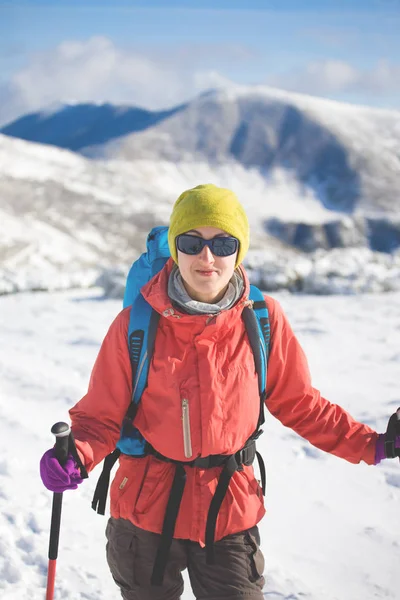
177, 226, 238, 304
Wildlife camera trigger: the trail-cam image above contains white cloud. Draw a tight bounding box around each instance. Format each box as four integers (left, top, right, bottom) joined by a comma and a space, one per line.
1, 37, 399, 127
267, 59, 400, 96
0, 36, 234, 125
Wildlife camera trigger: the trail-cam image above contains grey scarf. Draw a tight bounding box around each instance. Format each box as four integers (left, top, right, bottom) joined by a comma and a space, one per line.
168, 265, 244, 315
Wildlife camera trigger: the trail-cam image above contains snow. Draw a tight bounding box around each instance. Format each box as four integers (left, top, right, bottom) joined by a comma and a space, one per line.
1, 80, 400, 296
104, 85, 400, 214
2, 133, 400, 297
0, 133, 332, 225
207, 84, 400, 155
209, 83, 400, 119
98, 247, 400, 299
1, 84, 400, 596
0, 288, 399, 599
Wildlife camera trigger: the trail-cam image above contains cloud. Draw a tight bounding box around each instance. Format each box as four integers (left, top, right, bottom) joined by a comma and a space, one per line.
0, 36, 235, 125
267, 59, 400, 96
1, 37, 399, 127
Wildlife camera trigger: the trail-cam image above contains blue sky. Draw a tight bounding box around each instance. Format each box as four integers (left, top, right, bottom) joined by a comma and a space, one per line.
1, 0, 399, 124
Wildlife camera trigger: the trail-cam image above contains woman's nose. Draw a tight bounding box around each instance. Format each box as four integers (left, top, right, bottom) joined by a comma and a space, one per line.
199, 244, 214, 262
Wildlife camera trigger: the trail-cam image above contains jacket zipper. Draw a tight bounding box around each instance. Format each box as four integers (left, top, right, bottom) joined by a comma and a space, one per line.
181, 398, 193, 458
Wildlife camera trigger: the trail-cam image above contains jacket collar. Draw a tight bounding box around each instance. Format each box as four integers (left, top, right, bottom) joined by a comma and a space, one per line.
141, 258, 253, 327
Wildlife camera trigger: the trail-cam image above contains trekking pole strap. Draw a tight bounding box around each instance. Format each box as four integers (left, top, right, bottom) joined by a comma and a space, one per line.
68, 431, 89, 480
91, 449, 121, 515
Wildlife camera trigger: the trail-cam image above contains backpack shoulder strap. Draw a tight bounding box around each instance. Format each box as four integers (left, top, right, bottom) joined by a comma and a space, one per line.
92, 228, 168, 515
251, 285, 270, 356
242, 285, 270, 429
128, 293, 160, 406
92, 294, 160, 515
116, 293, 160, 456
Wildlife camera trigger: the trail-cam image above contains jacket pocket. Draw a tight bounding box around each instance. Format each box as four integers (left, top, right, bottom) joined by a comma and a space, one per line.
110, 456, 149, 518
134, 457, 175, 515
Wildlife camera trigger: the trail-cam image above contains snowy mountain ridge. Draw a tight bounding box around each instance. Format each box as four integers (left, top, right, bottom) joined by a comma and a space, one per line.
1, 85, 400, 295
3, 84, 400, 214
96, 86, 400, 216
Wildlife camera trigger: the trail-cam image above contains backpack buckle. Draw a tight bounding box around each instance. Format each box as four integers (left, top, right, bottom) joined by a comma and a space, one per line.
235, 440, 256, 469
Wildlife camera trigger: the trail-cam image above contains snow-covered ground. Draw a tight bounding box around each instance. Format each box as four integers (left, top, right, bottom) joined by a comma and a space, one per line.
0, 288, 399, 599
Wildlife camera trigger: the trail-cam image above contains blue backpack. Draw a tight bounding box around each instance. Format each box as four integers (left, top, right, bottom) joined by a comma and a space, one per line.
92, 225, 271, 585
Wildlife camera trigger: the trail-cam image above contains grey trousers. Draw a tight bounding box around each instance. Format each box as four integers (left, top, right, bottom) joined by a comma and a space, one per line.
106, 517, 265, 600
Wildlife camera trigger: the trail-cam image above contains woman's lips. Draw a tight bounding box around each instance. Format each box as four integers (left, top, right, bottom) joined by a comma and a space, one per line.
196, 270, 216, 277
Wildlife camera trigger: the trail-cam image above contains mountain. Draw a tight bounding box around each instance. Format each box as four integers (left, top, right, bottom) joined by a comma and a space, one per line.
0, 102, 182, 152
1, 85, 400, 294
0, 133, 172, 293
0, 133, 305, 294
95, 86, 400, 216
3, 86, 399, 216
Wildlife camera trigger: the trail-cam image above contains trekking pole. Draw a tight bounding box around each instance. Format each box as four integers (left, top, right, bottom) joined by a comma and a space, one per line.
46, 422, 70, 600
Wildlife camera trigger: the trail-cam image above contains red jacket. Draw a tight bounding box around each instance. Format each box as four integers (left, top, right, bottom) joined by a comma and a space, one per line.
70, 260, 377, 544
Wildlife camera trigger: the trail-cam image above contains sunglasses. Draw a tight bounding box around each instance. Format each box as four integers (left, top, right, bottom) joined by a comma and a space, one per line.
176, 234, 239, 257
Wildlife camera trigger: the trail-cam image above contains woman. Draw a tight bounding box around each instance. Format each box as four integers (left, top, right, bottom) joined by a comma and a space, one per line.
40, 184, 399, 600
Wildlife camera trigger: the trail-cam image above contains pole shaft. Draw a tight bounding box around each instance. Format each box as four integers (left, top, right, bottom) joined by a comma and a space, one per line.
48, 493, 63, 560
46, 559, 56, 600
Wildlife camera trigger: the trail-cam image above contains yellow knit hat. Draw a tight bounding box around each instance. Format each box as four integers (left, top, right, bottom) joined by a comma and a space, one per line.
168, 184, 249, 267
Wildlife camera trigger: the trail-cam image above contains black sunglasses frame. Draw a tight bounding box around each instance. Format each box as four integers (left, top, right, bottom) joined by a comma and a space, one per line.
176, 234, 239, 257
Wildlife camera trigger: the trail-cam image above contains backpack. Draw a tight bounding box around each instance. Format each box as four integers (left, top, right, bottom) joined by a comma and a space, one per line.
92, 225, 270, 585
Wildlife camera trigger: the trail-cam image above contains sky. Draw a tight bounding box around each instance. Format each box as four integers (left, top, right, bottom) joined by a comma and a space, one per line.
0, 0, 400, 125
